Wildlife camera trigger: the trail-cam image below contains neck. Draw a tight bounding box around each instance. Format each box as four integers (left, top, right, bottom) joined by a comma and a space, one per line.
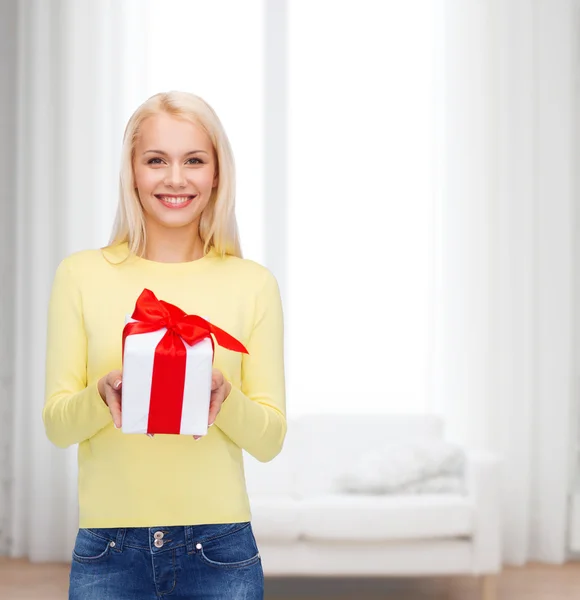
143, 220, 205, 263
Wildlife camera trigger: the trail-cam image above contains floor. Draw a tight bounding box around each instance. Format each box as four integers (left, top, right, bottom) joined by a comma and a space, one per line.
1, 559, 579, 599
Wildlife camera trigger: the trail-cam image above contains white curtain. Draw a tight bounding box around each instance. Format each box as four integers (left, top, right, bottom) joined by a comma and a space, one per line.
0, 0, 18, 555
2, 0, 273, 562
285, 0, 577, 565
431, 0, 576, 564
1, 0, 577, 567
6, 0, 147, 561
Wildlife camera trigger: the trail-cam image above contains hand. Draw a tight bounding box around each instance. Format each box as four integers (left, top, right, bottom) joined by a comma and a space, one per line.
98, 370, 123, 429
209, 368, 231, 425
193, 368, 231, 440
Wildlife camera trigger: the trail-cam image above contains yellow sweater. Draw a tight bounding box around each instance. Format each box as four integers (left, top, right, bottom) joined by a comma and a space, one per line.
43, 243, 286, 528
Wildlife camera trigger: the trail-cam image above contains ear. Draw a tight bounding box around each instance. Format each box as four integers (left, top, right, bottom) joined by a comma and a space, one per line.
212, 171, 219, 189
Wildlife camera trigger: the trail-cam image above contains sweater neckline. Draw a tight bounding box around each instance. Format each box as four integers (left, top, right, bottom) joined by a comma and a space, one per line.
101, 242, 220, 269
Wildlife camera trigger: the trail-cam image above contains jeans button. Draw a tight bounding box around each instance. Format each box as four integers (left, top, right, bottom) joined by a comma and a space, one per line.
154, 539, 164, 548
154, 531, 164, 540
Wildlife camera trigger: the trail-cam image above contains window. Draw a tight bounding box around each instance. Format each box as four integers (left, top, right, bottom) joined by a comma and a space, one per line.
286, 1, 436, 416
146, 0, 266, 263
145, 1, 437, 417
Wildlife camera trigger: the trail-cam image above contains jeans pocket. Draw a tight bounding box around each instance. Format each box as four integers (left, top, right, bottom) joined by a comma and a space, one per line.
197, 523, 261, 569
72, 529, 113, 564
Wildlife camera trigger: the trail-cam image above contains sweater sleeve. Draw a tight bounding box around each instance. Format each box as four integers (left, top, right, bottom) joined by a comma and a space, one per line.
214, 269, 287, 462
43, 259, 113, 448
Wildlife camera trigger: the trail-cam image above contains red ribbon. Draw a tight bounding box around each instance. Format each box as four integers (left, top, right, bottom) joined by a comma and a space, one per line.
122, 288, 248, 434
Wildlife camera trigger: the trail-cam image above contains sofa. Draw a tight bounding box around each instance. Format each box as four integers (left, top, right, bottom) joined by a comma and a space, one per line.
243, 414, 502, 600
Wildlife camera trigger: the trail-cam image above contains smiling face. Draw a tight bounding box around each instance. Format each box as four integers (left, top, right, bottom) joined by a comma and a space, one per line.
133, 112, 218, 233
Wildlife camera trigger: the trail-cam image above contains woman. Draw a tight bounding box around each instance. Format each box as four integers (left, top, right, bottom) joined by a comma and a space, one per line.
43, 91, 286, 600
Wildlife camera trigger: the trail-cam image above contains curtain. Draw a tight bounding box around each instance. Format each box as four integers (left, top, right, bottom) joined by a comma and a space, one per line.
431, 0, 576, 564
0, 0, 19, 554
285, 0, 577, 565
5, 0, 147, 561
1, 0, 577, 566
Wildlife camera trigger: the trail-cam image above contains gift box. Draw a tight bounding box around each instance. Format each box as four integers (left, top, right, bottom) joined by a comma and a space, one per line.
121, 288, 248, 436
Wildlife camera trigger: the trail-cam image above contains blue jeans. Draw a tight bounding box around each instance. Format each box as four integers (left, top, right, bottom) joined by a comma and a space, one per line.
69, 523, 264, 599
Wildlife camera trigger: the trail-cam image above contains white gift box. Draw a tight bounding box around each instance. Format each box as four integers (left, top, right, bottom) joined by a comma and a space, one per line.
121, 317, 213, 436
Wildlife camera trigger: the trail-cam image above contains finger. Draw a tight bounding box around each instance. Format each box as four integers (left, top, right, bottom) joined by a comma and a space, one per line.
107, 393, 123, 429
211, 369, 223, 391
193, 435, 202, 441
207, 396, 222, 426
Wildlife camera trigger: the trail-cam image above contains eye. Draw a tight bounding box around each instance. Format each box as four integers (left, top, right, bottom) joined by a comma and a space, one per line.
147, 157, 163, 165
186, 157, 203, 165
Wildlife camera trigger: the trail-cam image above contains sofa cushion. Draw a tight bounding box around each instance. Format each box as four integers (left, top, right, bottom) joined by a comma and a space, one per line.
249, 495, 301, 542
299, 494, 474, 541
295, 415, 446, 497
335, 441, 466, 494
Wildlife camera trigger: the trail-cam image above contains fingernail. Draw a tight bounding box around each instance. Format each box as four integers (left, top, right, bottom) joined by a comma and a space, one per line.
114, 380, 121, 389
114, 424, 119, 429
209, 423, 214, 427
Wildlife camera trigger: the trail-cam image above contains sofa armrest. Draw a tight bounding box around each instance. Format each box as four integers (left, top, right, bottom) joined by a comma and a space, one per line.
465, 451, 502, 573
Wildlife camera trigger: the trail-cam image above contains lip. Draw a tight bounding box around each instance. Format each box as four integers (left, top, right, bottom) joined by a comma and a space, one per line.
155, 194, 196, 209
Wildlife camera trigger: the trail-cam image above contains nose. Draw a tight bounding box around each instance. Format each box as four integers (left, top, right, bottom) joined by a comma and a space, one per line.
164, 163, 187, 188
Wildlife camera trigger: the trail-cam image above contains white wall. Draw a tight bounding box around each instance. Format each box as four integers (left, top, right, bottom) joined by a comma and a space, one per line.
263, 0, 288, 299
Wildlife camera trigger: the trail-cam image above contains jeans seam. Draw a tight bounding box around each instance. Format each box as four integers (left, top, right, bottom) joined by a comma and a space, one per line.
158, 549, 177, 596
71, 538, 112, 564
85, 529, 115, 543
197, 522, 251, 544
197, 549, 261, 570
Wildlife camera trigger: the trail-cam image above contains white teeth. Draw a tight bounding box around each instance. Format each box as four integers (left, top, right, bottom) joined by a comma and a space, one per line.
158, 195, 192, 204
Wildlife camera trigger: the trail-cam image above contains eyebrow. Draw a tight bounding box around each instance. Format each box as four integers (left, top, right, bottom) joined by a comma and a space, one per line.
143, 149, 209, 156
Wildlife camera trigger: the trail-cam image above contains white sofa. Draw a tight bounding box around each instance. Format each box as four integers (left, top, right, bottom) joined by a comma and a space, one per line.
243, 414, 502, 600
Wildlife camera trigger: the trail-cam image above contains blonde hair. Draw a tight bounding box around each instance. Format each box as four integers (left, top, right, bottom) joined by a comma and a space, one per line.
108, 91, 242, 258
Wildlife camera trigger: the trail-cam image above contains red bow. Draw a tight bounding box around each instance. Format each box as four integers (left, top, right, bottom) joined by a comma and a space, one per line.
122, 288, 248, 434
